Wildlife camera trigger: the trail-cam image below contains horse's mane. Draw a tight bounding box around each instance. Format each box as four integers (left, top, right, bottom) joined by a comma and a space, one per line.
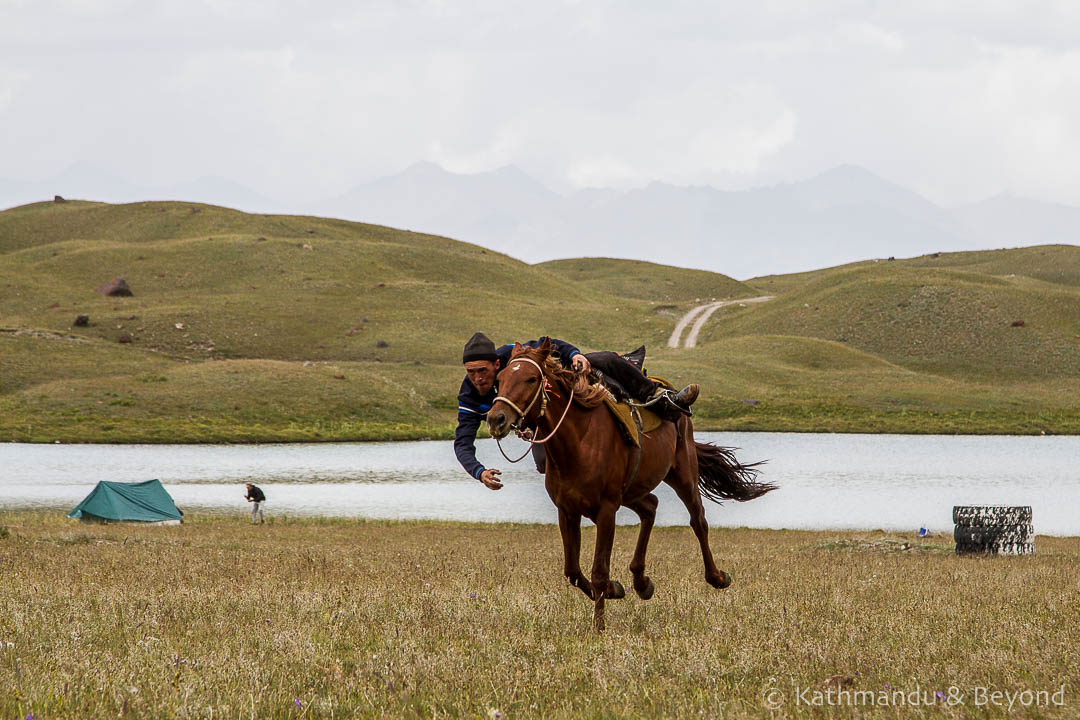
544, 356, 607, 409
510, 346, 607, 409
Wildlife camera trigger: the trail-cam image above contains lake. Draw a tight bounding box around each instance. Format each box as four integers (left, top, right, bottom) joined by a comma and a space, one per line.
1, 433, 1077, 535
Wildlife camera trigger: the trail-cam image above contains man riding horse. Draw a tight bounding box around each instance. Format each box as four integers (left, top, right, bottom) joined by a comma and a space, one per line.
485, 339, 773, 632
454, 331, 699, 489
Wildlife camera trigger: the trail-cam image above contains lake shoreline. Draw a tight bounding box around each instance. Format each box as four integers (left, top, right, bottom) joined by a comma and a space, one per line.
5, 417, 1079, 445
5, 510, 1080, 539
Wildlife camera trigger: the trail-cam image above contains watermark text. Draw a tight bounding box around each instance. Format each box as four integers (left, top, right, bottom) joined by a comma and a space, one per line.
762, 681, 1066, 710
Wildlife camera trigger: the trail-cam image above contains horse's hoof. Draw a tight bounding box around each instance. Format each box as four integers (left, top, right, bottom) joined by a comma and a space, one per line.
709, 570, 733, 589
569, 577, 595, 599
635, 578, 655, 600
607, 580, 626, 599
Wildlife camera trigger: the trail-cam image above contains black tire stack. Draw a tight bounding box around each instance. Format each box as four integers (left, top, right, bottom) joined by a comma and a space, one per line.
953, 506, 1034, 555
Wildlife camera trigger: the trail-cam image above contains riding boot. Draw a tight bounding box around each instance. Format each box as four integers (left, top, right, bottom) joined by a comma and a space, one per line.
674, 383, 699, 410
647, 384, 698, 421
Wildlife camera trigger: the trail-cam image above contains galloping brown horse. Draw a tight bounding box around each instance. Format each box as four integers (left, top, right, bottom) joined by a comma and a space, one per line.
487, 339, 775, 630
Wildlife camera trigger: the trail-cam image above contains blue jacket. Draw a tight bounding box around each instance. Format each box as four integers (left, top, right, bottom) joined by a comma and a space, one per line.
454, 337, 581, 480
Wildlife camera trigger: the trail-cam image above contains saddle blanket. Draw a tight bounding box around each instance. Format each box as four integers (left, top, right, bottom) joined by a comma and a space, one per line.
598, 376, 675, 448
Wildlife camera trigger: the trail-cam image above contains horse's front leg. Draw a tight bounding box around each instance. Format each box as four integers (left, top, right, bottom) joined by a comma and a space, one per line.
558, 508, 592, 599
589, 501, 626, 632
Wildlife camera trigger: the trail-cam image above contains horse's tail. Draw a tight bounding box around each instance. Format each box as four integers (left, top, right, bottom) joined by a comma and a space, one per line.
694, 442, 775, 504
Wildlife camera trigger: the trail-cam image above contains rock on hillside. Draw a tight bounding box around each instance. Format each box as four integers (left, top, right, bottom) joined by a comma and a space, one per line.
97, 278, 133, 296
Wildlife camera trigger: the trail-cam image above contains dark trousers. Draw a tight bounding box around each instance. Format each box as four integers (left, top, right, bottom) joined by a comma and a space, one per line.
532, 443, 546, 474
530, 352, 658, 475
584, 351, 657, 402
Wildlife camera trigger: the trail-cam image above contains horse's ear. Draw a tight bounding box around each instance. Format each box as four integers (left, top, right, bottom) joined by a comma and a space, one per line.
511, 342, 525, 357
538, 337, 552, 357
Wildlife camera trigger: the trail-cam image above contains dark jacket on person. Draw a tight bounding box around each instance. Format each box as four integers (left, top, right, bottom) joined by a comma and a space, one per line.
245, 485, 266, 502
454, 337, 581, 480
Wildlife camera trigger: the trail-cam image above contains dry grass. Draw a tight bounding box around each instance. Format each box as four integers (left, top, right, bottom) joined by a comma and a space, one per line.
1, 512, 1077, 718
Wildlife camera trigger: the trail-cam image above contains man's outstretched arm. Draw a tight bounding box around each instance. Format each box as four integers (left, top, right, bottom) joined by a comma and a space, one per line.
453, 408, 503, 489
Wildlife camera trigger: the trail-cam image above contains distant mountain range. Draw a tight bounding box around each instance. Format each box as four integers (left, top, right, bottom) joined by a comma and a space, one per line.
4, 162, 1078, 279
0, 162, 282, 216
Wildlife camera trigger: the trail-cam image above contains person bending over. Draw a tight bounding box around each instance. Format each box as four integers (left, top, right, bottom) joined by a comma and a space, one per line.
453, 332, 698, 490
244, 483, 266, 524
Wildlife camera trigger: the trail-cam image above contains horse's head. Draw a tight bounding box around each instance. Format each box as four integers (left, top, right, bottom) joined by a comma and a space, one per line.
487, 339, 551, 439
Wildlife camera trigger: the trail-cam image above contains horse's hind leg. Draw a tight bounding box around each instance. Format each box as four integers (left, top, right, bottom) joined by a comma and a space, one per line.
625, 493, 658, 600
558, 509, 593, 599
668, 427, 732, 589
667, 470, 732, 589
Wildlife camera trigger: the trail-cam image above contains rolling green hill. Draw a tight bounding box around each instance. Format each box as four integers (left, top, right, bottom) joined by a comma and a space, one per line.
536, 257, 754, 302
749, 245, 1080, 294
2, 199, 1079, 441
710, 262, 1080, 380
0, 200, 681, 362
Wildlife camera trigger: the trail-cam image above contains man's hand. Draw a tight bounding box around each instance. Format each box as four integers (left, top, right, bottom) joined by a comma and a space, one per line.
571, 354, 591, 374
480, 468, 503, 490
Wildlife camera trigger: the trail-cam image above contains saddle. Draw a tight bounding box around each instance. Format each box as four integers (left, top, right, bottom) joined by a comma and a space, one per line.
593, 345, 679, 448
603, 395, 663, 448
598, 378, 678, 450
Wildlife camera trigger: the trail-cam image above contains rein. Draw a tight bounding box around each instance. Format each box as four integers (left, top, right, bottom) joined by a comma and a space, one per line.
493, 357, 575, 463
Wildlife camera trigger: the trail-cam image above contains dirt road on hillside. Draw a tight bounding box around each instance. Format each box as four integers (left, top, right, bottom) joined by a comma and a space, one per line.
667, 296, 774, 349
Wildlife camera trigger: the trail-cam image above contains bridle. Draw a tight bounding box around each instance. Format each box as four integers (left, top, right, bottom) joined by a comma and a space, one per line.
492, 357, 575, 463
492, 357, 548, 424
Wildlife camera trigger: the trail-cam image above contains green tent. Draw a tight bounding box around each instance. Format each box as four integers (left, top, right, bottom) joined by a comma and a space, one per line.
67, 479, 183, 525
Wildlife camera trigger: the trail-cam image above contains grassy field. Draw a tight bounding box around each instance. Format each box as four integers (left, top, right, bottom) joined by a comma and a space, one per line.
2, 199, 1080, 441
0, 512, 1076, 719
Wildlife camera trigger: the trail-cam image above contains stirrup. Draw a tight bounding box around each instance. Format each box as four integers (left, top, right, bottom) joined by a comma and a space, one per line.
639, 390, 691, 420
668, 391, 693, 417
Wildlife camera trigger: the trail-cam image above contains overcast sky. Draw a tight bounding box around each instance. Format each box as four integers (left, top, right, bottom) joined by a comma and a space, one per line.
3, 0, 1080, 207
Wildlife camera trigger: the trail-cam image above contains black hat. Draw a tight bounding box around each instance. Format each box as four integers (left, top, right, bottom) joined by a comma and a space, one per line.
463, 332, 498, 363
